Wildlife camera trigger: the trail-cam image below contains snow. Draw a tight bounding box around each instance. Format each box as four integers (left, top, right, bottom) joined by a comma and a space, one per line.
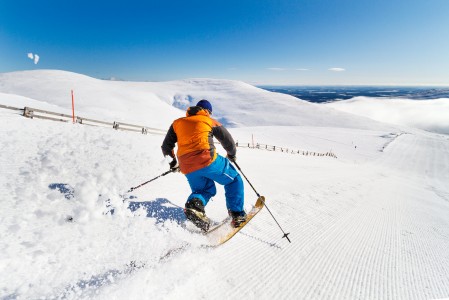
0, 70, 393, 130
1, 70, 449, 299
326, 96, 449, 135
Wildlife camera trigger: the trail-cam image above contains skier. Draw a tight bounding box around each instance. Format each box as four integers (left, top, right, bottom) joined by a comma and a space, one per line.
161, 99, 246, 231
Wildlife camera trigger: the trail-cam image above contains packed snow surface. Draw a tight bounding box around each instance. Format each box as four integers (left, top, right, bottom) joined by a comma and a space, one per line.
1, 70, 449, 299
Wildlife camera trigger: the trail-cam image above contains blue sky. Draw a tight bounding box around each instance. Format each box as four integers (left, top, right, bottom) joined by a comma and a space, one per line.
1, 0, 449, 85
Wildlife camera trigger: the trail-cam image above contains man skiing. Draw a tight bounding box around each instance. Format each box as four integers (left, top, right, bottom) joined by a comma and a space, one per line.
161, 99, 246, 231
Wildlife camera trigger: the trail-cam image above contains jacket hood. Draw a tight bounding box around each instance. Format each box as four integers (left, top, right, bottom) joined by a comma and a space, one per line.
186, 106, 210, 117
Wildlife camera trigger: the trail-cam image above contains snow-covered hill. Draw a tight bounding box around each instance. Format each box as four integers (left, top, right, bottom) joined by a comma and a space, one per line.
0, 70, 393, 130
1, 70, 449, 300
326, 97, 449, 135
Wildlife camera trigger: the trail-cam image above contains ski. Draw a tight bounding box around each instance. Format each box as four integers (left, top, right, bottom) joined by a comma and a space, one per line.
206, 196, 265, 246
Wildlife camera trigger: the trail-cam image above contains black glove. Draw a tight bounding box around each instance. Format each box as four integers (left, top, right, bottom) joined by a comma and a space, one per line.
227, 154, 236, 162
169, 158, 179, 170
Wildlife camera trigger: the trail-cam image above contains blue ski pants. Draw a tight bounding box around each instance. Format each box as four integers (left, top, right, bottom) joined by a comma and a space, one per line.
185, 155, 244, 212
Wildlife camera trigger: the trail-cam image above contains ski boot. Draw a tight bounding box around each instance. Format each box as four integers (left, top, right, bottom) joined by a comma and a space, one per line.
229, 210, 247, 228
184, 198, 210, 232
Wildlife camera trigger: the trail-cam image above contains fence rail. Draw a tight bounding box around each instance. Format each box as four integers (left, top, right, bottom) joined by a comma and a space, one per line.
1, 103, 337, 158
21, 105, 166, 135
0, 104, 24, 111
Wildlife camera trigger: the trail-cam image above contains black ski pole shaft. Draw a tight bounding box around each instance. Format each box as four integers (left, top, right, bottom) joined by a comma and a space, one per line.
128, 168, 178, 192
232, 161, 291, 243
233, 160, 261, 198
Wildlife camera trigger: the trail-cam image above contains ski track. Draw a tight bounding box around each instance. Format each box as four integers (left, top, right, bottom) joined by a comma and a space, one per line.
83, 131, 449, 300
180, 132, 449, 300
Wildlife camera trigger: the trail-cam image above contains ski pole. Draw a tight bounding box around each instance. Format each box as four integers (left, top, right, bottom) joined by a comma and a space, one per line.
232, 160, 291, 243
128, 167, 179, 193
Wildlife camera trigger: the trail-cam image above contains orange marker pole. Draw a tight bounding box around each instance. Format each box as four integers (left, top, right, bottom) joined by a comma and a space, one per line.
71, 90, 75, 123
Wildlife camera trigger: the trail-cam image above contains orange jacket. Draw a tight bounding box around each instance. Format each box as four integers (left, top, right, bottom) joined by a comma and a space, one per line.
162, 106, 236, 174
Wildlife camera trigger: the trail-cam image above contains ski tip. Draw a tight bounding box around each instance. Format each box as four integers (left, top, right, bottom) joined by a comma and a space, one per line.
255, 196, 266, 207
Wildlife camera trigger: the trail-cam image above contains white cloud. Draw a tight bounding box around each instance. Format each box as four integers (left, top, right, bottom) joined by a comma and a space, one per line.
267, 68, 287, 71
27, 53, 40, 64
296, 68, 309, 71
329, 67, 345, 72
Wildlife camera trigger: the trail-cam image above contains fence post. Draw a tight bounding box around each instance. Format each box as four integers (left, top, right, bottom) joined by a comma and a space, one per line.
23, 107, 29, 117
71, 90, 75, 124
23, 107, 34, 118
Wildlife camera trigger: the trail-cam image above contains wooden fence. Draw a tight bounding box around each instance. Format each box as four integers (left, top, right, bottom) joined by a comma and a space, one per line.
236, 142, 337, 158
19, 105, 165, 135
1, 103, 337, 158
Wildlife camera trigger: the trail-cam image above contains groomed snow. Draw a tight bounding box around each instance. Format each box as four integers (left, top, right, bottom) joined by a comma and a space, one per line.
1, 70, 449, 299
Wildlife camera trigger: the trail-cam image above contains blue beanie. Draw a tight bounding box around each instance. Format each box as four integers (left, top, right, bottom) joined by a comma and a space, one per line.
196, 99, 212, 113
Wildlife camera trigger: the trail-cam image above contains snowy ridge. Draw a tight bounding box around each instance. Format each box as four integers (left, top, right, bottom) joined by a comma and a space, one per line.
0, 70, 393, 130
1, 71, 449, 299
326, 97, 449, 135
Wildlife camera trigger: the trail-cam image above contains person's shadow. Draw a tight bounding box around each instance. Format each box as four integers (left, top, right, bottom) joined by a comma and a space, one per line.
48, 183, 186, 225
128, 198, 186, 225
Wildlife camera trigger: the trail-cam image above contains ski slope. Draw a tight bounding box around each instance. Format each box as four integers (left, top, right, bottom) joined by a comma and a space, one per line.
1, 70, 449, 299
